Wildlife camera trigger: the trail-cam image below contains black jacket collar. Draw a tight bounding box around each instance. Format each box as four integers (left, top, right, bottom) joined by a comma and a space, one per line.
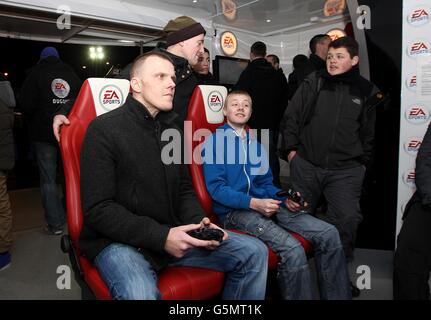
319, 66, 374, 98
154, 48, 189, 69
126, 95, 178, 126
309, 54, 326, 71
250, 57, 271, 67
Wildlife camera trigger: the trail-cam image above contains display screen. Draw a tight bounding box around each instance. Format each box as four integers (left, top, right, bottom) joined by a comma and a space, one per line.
214, 55, 249, 85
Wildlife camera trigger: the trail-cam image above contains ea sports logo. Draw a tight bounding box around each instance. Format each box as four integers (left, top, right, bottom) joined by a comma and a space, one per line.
51, 79, 70, 98
208, 91, 224, 112
405, 74, 417, 92
402, 169, 416, 188
405, 105, 430, 124
99, 85, 123, 111
220, 31, 237, 56
407, 7, 430, 26
407, 40, 431, 58
403, 137, 422, 156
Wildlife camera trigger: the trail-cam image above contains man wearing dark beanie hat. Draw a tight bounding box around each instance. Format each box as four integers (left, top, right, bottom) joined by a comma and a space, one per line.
164, 16, 206, 48
158, 16, 206, 125
53, 15, 206, 137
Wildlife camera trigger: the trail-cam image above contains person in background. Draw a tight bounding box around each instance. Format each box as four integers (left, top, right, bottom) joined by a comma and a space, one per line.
266, 54, 284, 75
20, 47, 81, 235
393, 123, 431, 300
192, 47, 217, 85
300, 34, 331, 83
0, 74, 16, 270
234, 41, 289, 188
286, 54, 308, 101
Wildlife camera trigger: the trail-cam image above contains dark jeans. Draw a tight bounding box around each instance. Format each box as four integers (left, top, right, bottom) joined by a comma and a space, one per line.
33, 142, 65, 228
224, 207, 351, 300
290, 154, 365, 262
393, 202, 431, 300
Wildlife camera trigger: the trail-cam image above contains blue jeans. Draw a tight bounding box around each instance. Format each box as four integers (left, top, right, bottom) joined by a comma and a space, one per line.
224, 207, 351, 300
33, 142, 65, 228
93, 231, 268, 300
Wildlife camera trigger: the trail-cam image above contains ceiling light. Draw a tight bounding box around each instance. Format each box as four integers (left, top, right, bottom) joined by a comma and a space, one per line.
266, 19, 271, 23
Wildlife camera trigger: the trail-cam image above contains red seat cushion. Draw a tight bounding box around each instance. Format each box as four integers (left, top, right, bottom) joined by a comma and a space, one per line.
80, 256, 225, 300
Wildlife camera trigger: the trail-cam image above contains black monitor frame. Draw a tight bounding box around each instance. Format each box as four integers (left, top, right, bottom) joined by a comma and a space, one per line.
213, 55, 249, 88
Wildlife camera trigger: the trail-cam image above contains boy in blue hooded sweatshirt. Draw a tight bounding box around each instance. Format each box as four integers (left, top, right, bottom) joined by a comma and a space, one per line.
202, 90, 351, 300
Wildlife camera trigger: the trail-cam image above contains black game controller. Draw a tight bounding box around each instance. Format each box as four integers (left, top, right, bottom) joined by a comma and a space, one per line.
187, 226, 224, 242
276, 189, 305, 207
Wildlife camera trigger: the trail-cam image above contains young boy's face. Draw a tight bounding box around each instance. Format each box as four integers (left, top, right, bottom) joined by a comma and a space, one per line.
326, 47, 359, 76
223, 94, 252, 127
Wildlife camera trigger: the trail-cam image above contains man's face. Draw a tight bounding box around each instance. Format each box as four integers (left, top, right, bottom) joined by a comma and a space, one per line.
181, 33, 205, 66
193, 51, 210, 75
316, 37, 331, 59
326, 47, 359, 76
133, 55, 176, 112
223, 94, 252, 127
266, 56, 279, 70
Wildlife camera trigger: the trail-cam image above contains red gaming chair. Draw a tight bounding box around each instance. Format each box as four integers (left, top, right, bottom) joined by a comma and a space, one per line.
185, 85, 313, 270
59, 78, 224, 300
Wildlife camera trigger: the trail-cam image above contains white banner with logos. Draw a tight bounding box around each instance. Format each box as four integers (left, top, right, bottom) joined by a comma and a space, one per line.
396, 0, 431, 239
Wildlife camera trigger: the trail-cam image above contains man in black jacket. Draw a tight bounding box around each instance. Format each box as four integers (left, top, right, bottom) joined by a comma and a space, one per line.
285, 34, 330, 103
300, 34, 331, 83
282, 37, 379, 266
53, 16, 206, 139
234, 41, 289, 187
79, 52, 268, 300
393, 123, 431, 300
20, 47, 81, 235
0, 74, 15, 270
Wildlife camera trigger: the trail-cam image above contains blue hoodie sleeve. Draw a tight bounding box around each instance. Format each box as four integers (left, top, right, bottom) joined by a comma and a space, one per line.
202, 135, 252, 210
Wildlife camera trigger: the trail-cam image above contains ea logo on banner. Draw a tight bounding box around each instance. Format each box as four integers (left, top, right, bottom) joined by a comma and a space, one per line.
99, 85, 123, 112
402, 169, 416, 188
403, 137, 422, 156
405, 105, 430, 124
220, 31, 237, 56
208, 91, 224, 112
407, 6, 430, 26
405, 73, 417, 92
407, 40, 431, 58
51, 79, 70, 98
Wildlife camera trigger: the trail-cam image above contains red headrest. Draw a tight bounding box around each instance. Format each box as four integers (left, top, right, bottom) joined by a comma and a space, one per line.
59, 78, 130, 249
186, 85, 228, 223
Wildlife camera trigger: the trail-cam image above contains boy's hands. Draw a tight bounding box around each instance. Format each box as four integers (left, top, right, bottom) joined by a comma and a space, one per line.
250, 198, 281, 217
